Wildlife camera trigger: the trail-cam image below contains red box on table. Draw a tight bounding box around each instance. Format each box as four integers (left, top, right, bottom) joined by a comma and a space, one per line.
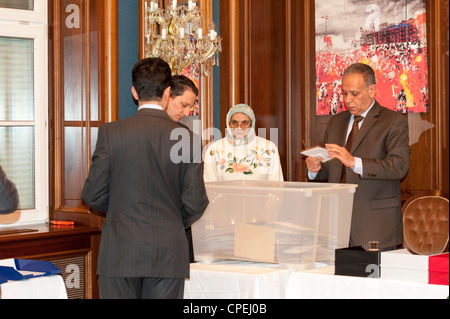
429, 253, 449, 286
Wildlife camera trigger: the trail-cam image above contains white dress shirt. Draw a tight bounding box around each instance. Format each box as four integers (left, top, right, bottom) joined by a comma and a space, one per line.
138, 103, 164, 111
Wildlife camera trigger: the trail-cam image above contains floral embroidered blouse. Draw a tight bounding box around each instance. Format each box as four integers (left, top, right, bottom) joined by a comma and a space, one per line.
203, 136, 284, 182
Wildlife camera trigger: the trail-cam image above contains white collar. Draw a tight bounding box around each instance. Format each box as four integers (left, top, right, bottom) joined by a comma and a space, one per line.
138, 103, 164, 111
356, 99, 375, 119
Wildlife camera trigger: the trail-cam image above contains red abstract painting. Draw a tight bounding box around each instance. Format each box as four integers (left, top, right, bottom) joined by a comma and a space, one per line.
315, 0, 428, 115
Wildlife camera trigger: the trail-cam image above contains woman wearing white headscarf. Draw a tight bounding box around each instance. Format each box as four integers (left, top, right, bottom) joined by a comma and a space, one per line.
203, 104, 284, 182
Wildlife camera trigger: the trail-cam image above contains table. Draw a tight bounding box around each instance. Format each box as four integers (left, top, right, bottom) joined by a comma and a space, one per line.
1, 275, 67, 299
286, 266, 449, 299
185, 261, 292, 299
185, 262, 449, 299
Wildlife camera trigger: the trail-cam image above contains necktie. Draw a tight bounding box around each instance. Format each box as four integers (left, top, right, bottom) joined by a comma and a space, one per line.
340, 115, 364, 183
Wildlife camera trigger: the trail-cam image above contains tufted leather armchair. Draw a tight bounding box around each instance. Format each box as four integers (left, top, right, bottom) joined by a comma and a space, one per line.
402, 190, 449, 255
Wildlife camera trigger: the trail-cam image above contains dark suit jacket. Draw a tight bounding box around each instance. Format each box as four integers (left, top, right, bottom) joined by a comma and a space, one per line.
316, 101, 410, 249
81, 108, 209, 278
0, 165, 19, 215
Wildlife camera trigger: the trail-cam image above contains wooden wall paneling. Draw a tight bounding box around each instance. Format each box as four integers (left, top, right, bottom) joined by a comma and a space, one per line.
398, 0, 449, 197
50, 0, 118, 224
248, 0, 288, 179
138, 0, 145, 59
440, 0, 449, 193
220, 0, 291, 179
433, 0, 448, 193
198, 0, 215, 145
49, 0, 62, 215
102, 0, 119, 124
219, 0, 246, 133
285, 0, 293, 180
301, 0, 332, 169
51, 0, 91, 217
289, 0, 316, 182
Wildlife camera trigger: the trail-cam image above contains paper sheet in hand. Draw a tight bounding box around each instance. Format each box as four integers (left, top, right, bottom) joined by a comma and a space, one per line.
301, 147, 332, 162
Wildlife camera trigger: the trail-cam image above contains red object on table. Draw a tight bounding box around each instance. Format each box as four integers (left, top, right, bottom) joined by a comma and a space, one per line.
429, 253, 449, 286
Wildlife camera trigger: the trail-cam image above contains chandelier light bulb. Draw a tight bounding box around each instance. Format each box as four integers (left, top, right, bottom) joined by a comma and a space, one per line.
188, 0, 196, 11
150, 0, 158, 12
144, 0, 222, 76
208, 21, 217, 40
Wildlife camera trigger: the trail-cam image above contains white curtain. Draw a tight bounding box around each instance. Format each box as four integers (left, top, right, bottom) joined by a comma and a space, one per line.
0, 36, 35, 210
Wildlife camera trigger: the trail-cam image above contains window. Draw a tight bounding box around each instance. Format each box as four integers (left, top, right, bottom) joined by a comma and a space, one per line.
0, 1, 48, 226
0, 0, 46, 23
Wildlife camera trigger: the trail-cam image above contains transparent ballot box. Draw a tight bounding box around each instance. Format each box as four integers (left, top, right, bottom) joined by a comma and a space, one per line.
192, 181, 357, 270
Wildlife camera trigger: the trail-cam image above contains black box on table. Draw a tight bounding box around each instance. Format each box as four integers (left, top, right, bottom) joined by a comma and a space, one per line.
335, 246, 380, 278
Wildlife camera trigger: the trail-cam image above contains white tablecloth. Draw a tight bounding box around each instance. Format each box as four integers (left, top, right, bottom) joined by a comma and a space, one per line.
1, 275, 68, 299
286, 266, 449, 299
185, 261, 292, 299
185, 262, 448, 299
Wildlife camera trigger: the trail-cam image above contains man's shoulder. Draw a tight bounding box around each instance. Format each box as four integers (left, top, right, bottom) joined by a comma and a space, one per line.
374, 104, 408, 125
378, 105, 404, 117
328, 110, 350, 125
100, 111, 184, 130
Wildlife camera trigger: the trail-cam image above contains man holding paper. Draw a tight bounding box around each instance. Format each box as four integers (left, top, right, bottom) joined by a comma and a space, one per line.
306, 63, 410, 251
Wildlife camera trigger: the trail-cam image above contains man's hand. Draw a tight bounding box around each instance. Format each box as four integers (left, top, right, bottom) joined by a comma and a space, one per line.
325, 143, 355, 168
306, 156, 323, 173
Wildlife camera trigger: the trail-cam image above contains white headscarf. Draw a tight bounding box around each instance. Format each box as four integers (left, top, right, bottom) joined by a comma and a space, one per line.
225, 104, 256, 145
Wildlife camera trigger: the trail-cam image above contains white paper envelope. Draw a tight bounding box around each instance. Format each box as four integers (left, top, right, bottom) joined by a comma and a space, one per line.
234, 223, 276, 263
301, 146, 332, 162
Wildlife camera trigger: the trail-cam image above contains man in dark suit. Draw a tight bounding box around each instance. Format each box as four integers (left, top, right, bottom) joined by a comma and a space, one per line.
166, 75, 199, 263
306, 63, 410, 251
81, 58, 209, 299
0, 165, 19, 215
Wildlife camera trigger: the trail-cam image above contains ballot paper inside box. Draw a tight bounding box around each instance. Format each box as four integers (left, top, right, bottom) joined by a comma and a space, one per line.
192, 181, 357, 270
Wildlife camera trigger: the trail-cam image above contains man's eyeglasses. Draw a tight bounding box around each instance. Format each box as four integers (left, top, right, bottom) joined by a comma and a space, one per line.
229, 120, 252, 129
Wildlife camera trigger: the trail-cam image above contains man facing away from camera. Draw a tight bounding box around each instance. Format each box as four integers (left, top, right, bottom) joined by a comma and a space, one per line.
82, 58, 209, 299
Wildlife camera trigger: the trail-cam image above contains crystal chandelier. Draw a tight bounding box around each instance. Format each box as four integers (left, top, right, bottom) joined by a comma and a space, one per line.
144, 0, 222, 76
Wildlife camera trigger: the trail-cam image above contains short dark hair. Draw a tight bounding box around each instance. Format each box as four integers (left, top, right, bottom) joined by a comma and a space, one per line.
132, 58, 172, 102
170, 75, 199, 97
343, 63, 376, 87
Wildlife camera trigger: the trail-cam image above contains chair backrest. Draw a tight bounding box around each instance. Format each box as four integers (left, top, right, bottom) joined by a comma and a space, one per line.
402, 190, 449, 255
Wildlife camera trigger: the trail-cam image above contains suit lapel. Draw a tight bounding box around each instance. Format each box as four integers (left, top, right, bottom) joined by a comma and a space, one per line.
338, 112, 352, 147
351, 102, 380, 152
